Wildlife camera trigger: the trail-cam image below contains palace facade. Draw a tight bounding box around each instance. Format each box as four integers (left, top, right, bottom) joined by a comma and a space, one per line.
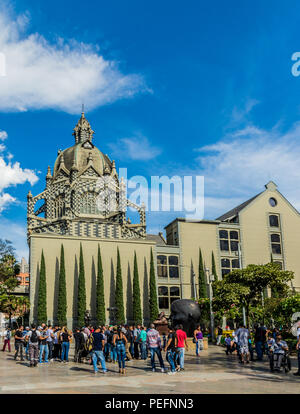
27, 114, 300, 326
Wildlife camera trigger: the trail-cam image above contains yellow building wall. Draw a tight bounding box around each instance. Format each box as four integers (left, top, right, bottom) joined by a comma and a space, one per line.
29, 234, 156, 327
240, 189, 300, 291
178, 221, 219, 298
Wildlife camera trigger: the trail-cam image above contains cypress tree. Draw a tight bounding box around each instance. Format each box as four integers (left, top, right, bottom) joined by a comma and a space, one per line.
77, 243, 86, 327
132, 251, 142, 324
149, 248, 159, 321
96, 245, 106, 325
57, 244, 67, 326
198, 248, 207, 298
115, 247, 125, 325
211, 251, 218, 281
37, 250, 47, 324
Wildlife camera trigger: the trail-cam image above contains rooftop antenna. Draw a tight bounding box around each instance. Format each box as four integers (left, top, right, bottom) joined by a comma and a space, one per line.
81, 103, 85, 114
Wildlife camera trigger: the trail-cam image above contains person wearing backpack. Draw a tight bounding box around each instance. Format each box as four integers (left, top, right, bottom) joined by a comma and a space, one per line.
39, 326, 49, 364
26, 324, 40, 367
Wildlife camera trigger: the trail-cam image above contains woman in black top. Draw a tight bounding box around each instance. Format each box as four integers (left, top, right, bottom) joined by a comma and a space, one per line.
60, 327, 72, 362
113, 327, 127, 374
164, 327, 177, 374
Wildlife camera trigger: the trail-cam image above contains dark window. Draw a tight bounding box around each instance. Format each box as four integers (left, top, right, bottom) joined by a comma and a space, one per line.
219, 230, 228, 239
157, 255, 167, 265
158, 286, 168, 296
168, 256, 178, 266
222, 269, 231, 277
170, 286, 180, 296
231, 259, 240, 269
230, 231, 239, 240
269, 215, 279, 227
269, 197, 277, 207
158, 297, 169, 309
230, 241, 239, 251
169, 267, 179, 278
271, 234, 280, 243
221, 259, 230, 268
272, 244, 281, 254
220, 240, 229, 251
157, 266, 167, 278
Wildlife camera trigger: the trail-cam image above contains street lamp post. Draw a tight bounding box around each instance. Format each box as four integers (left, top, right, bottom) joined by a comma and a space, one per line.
237, 243, 247, 327
205, 267, 215, 342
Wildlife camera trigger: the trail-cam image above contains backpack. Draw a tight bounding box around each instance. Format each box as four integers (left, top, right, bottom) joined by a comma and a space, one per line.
85, 335, 94, 353
30, 330, 38, 343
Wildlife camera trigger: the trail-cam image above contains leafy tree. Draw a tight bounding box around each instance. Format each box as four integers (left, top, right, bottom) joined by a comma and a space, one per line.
57, 244, 67, 326
132, 251, 142, 324
37, 250, 47, 324
96, 245, 106, 325
149, 248, 159, 321
198, 248, 207, 298
115, 248, 125, 325
211, 251, 218, 281
213, 263, 294, 326
0, 239, 20, 282
274, 294, 300, 326
77, 244, 86, 327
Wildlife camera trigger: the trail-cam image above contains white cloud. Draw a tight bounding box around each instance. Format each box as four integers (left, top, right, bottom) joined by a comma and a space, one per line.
0, 218, 28, 260
0, 130, 8, 140
109, 134, 161, 161
194, 121, 300, 217
0, 192, 16, 212
0, 129, 38, 213
0, 7, 148, 114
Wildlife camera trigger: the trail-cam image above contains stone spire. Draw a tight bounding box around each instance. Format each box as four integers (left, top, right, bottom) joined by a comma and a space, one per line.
72, 111, 95, 144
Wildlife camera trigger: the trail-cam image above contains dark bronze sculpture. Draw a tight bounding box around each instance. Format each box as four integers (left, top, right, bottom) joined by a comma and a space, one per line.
169, 299, 201, 336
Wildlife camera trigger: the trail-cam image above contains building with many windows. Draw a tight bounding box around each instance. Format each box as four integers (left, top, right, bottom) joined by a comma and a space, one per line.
27, 113, 300, 326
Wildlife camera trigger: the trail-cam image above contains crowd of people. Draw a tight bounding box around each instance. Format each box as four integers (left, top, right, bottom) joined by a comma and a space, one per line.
2, 321, 300, 376
219, 323, 300, 375
1, 323, 190, 375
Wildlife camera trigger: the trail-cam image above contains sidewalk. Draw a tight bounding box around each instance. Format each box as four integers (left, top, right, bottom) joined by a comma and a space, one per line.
0, 345, 299, 394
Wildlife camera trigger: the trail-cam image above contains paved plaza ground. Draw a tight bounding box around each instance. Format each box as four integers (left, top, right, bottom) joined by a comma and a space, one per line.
0, 345, 299, 394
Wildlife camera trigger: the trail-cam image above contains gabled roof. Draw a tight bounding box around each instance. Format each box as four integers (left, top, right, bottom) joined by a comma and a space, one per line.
216, 192, 262, 221
145, 234, 166, 246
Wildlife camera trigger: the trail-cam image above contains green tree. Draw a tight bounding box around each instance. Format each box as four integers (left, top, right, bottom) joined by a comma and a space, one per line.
77, 244, 86, 327
198, 248, 207, 298
96, 245, 106, 325
211, 251, 218, 281
115, 248, 125, 325
57, 244, 67, 326
213, 263, 294, 326
132, 251, 142, 324
37, 250, 47, 324
274, 293, 300, 326
149, 248, 159, 321
0, 239, 20, 282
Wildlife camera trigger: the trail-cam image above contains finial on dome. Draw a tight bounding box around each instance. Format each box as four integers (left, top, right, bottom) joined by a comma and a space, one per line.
73, 110, 94, 144
27, 190, 33, 198
46, 166, 52, 178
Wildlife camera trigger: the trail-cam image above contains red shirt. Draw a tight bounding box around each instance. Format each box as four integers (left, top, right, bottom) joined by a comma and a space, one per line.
176, 329, 187, 348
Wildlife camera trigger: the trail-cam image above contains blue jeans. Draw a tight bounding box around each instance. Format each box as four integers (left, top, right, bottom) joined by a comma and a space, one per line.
150, 347, 165, 370
140, 342, 147, 360
61, 342, 70, 361
110, 343, 117, 362
92, 350, 107, 372
166, 350, 176, 372
129, 342, 134, 358
255, 341, 263, 360
196, 339, 203, 355
177, 347, 185, 369
39, 344, 49, 363
116, 343, 126, 369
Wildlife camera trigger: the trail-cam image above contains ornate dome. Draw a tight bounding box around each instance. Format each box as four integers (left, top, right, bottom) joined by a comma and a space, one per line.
53, 112, 113, 178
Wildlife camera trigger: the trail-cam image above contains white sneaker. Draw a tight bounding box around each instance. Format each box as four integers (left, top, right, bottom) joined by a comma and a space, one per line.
161, 368, 165, 373
168, 371, 176, 375
152, 368, 156, 372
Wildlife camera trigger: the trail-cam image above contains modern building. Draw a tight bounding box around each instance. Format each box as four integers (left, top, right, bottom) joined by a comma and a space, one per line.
27, 113, 300, 326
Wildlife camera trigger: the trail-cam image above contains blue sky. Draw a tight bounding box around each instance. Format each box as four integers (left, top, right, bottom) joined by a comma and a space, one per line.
1, 0, 300, 259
